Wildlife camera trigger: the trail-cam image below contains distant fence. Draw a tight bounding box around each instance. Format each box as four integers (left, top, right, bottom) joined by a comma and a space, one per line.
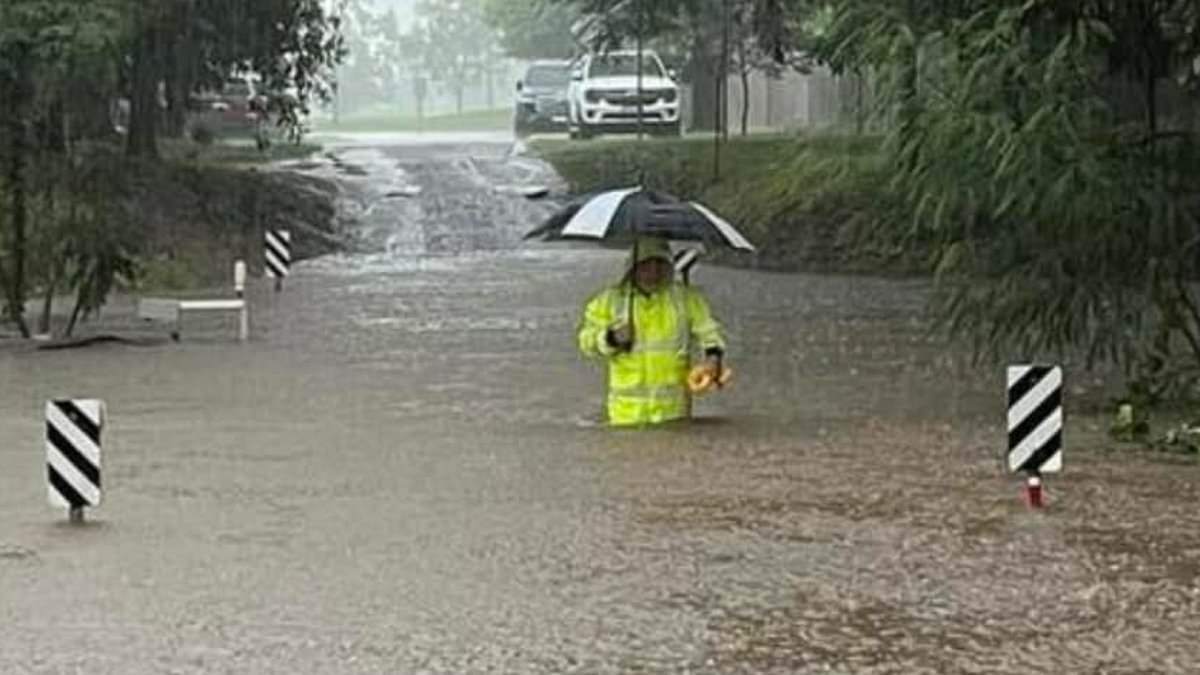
684, 66, 1200, 136
681, 65, 871, 134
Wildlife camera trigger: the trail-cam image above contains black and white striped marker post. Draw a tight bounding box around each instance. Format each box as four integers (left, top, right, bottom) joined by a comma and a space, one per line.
674, 247, 701, 285
265, 229, 291, 292
1007, 365, 1063, 508
46, 400, 104, 523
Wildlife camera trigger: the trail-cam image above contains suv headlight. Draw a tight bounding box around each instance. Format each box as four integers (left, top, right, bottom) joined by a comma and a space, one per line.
658, 89, 677, 103
584, 89, 603, 104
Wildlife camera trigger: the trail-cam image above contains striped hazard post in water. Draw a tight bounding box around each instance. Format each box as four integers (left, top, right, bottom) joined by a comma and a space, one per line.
1006, 365, 1063, 508
46, 399, 104, 522
265, 229, 292, 291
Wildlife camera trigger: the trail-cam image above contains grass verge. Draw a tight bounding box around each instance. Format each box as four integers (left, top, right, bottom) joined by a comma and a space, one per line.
531, 133, 916, 274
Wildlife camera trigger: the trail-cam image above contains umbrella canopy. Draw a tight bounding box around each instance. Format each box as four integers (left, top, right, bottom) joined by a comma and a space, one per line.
524, 187, 756, 252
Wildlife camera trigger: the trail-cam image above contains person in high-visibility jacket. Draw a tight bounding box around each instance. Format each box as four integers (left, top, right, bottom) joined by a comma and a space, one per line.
577, 236, 726, 426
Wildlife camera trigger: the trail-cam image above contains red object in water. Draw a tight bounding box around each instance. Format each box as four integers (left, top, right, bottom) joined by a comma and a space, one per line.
1024, 475, 1044, 508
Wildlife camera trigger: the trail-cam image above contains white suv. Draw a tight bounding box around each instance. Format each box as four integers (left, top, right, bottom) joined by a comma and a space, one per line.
567, 50, 682, 139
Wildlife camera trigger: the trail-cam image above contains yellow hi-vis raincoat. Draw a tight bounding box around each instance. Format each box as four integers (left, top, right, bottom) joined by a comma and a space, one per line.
577, 246, 726, 427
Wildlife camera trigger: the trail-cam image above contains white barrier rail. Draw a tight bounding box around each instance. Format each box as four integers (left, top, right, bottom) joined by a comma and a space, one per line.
137, 260, 249, 342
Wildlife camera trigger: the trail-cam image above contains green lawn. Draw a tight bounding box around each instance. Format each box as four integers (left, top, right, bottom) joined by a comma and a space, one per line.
313, 108, 513, 133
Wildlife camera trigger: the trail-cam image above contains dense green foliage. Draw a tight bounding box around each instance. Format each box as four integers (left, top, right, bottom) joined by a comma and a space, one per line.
0, 0, 343, 338
814, 1, 1200, 403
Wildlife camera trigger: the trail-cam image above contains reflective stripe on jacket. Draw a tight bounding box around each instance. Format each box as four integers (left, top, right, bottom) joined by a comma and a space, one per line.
577, 281, 725, 426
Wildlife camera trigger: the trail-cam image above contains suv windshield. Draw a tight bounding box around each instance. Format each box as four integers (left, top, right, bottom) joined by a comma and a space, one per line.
525, 65, 570, 88
588, 54, 664, 79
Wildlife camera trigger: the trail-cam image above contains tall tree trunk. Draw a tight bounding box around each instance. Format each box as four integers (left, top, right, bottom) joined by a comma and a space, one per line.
35, 99, 68, 152
37, 176, 59, 336
689, 40, 719, 131
2, 70, 33, 338
165, 0, 197, 139
720, 0, 731, 143
333, 80, 341, 123
413, 76, 426, 125
65, 283, 87, 338
765, 73, 773, 127
6, 139, 31, 338
38, 280, 56, 336
1146, 71, 1158, 135
740, 68, 751, 136
713, 66, 724, 181
164, 68, 190, 138
127, 26, 161, 158
72, 76, 120, 139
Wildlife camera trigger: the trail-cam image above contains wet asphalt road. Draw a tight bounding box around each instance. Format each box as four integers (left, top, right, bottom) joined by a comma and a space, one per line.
2, 134, 1200, 674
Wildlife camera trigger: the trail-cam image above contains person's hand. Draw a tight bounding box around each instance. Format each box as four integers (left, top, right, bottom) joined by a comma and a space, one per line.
607, 324, 633, 351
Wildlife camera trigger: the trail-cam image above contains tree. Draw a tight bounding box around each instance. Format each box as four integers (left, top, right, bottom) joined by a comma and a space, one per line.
334, 0, 394, 116
0, 0, 344, 337
483, 0, 579, 60
730, 1, 776, 135
410, 0, 497, 115
0, 0, 126, 337
124, 0, 345, 158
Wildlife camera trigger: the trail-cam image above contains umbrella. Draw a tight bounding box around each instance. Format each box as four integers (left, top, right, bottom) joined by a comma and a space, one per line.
525, 186, 755, 341
523, 186, 756, 252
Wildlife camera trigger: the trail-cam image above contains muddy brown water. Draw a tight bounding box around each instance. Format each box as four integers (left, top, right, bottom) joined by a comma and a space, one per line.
2, 136, 1198, 674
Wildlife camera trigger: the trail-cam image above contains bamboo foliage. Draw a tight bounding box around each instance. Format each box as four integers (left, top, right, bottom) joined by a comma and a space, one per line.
818, 1, 1200, 398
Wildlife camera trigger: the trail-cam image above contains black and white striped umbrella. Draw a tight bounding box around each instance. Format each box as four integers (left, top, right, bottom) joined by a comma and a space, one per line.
524, 186, 756, 252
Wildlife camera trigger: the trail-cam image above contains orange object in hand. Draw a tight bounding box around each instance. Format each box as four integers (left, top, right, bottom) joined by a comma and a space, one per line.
688, 363, 733, 394
688, 365, 715, 393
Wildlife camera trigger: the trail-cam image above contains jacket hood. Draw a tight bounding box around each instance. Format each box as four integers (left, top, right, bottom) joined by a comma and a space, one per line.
627, 236, 671, 270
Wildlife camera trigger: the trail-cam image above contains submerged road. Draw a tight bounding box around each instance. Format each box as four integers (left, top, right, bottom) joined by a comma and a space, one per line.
2, 134, 1199, 674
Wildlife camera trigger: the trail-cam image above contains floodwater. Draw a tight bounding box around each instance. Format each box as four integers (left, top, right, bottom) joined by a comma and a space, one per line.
2, 135, 1199, 674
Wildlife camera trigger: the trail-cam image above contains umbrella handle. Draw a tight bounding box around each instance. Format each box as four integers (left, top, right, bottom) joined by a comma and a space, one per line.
627, 236, 638, 336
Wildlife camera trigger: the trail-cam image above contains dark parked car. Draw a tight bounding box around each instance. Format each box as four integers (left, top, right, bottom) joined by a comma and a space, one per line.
514, 60, 573, 137
187, 77, 270, 139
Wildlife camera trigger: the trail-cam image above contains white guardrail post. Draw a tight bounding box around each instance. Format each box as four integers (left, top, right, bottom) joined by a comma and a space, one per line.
137, 259, 249, 343
234, 259, 248, 342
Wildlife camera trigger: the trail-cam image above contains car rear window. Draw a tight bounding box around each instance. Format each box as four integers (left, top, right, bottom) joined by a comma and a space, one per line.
526, 66, 570, 88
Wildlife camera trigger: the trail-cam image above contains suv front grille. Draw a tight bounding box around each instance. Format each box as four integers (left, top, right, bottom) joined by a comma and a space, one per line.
596, 90, 663, 106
